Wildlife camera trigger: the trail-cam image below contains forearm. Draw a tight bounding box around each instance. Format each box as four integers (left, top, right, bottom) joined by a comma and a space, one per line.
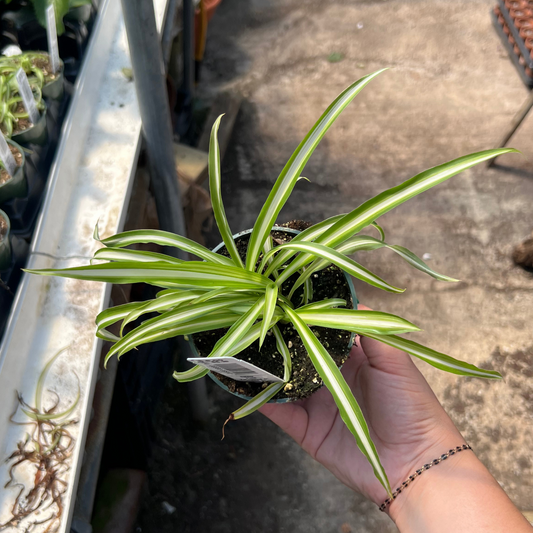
389, 450, 532, 533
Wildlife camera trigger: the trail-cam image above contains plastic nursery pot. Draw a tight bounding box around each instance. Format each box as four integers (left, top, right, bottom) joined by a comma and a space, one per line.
0, 209, 12, 272
0, 139, 27, 204
11, 104, 48, 147
189, 225, 358, 404
42, 62, 65, 101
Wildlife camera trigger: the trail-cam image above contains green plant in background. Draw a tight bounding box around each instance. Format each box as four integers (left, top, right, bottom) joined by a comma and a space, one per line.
26, 69, 516, 496
32, 0, 91, 35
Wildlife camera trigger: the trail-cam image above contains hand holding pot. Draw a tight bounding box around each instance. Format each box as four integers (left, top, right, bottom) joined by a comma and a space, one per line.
261, 305, 532, 532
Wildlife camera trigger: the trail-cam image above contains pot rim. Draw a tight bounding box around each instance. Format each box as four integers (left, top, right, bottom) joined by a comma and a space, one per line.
189, 225, 358, 404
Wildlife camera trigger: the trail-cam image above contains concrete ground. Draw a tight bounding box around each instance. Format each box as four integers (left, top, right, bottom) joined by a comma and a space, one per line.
137, 0, 533, 531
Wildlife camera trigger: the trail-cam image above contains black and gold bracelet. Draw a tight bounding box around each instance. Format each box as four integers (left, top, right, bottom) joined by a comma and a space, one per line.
379, 444, 472, 512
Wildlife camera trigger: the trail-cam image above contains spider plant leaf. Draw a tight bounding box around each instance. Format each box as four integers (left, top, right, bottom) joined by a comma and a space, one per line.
209, 296, 266, 358
273, 324, 292, 381
246, 69, 387, 271
35, 346, 69, 412
263, 241, 404, 295
297, 235, 458, 289
370, 221, 385, 241
174, 297, 266, 382
107, 297, 255, 363
23, 377, 80, 422
120, 290, 207, 336
262, 234, 278, 279
276, 147, 519, 283
26, 261, 271, 290
283, 305, 391, 496
261, 214, 347, 277
259, 283, 278, 348
190, 287, 255, 305
296, 308, 420, 335
96, 229, 234, 266
96, 302, 146, 341
302, 272, 313, 306
297, 298, 347, 312
363, 333, 502, 379
92, 247, 183, 265
209, 115, 243, 268
225, 315, 283, 358
230, 382, 285, 420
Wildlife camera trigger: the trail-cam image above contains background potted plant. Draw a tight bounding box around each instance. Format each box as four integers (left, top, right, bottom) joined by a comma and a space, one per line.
0, 137, 27, 203
27, 69, 515, 497
0, 68, 47, 145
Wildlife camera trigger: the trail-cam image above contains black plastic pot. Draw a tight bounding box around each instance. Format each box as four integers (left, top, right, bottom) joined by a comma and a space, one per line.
0, 209, 12, 271
0, 139, 27, 204
0, 208, 29, 338
188, 226, 358, 404
42, 64, 65, 101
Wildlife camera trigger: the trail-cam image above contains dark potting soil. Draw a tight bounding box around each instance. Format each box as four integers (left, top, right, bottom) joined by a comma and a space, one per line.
12, 103, 33, 135
192, 221, 354, 401
0, 145, 23, 185
31, 56, 59, 83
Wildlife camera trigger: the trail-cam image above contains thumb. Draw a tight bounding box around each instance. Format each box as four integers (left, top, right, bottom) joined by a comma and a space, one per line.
357, 303, 417, 375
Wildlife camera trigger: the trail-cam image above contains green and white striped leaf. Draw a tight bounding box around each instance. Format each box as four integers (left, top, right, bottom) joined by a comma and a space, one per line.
261, 234, 278, 279
230, 382, 285, 420
224, 315, 283, 358
92, 247, 183, 265
96, 229, 234, 266
296, 308, 420, 335
107, 297, 252, 362
297, 298, 347, 312
26, 261, 271, 290
261, 241, 404, 295
96, 302, 146, 341
363, 333, 502, 379
175, 297, 266, 382
273, 324, 292, 382
209, 297, 266, 358
259, 283, 278, 348
283, 305, 391, 496
370, 221, 385, 241
209, 115, 243, 268
302, 269, 313, 306
120, 290, 207, 335
246, 70, 387, 271
296, 235, 457, 290
261, 214, 347, 277
276, 148, 518, 283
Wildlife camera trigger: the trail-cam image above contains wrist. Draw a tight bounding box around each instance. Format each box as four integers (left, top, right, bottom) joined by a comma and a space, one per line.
388, 444, 476, 524
388, 449, 531, 533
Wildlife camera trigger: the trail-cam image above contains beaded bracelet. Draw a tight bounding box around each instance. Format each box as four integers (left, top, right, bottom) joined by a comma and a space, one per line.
378, 444, 472, 512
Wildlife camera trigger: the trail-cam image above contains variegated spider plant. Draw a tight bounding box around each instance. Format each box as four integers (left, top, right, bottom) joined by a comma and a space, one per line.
27, 69, 514, 496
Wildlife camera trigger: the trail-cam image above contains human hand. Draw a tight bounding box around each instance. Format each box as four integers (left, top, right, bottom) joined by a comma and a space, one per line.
260, 304, 465, 506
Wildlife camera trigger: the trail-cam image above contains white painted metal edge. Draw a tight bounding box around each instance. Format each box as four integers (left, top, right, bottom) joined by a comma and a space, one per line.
0, 0, 169, 531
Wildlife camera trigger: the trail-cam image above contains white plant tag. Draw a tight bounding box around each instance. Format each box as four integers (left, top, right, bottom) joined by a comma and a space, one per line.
15, 68, 40, 125
46, 5, 60, 74
187, 357, 284, 383
0, 132, 17, 177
